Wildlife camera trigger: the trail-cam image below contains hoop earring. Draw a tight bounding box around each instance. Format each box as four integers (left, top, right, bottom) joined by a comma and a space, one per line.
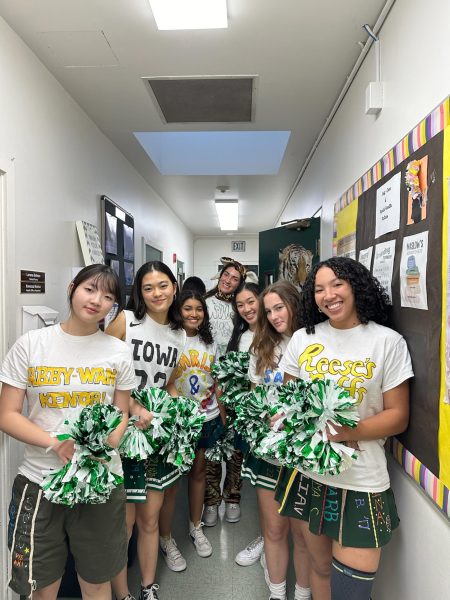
317, 307, 322, 313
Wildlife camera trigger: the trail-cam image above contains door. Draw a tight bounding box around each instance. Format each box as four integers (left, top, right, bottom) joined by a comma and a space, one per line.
259, 217, 320, 290
145, 243, 163, 263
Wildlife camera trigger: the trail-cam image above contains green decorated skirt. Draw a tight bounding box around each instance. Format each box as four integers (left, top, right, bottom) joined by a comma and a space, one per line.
275, 468, 399, 548
123, 456, 181, 502
241, 452, 281, 491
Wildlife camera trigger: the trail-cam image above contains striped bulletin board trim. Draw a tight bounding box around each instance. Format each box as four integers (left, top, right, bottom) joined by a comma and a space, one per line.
335, 97, 450, 214
392, 438, 450, 519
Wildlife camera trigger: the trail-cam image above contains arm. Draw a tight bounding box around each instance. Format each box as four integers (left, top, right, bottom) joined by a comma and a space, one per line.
105, 311, 126, 340
107, 388, 131, 447
165, 369, 178, 398
0, 383, 74, 463
328, 380, 410, 442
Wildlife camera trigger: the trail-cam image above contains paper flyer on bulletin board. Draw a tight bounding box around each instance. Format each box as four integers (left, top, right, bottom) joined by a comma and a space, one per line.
334, 199, 358, 258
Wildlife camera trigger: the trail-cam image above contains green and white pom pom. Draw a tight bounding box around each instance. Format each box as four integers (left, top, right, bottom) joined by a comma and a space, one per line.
211, 351, 251, 408
234, 386, 277, 449
121, 387, 205, 472
251, 379, 360, 476
159, 394, 206, 473
205, 427, 235, 463
118, 386, 175, 460
41, 403, 123, 506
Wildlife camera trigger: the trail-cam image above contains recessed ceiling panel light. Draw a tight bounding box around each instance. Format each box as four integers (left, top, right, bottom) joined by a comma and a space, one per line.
149, 0, 228, 30
215, 199, 238, 231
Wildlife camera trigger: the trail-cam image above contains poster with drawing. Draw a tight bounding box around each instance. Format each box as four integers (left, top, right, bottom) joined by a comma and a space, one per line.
405, 156, 428, 225
375, 172, 401, 238
400, 231, 429, 310
372, 240, 396, 303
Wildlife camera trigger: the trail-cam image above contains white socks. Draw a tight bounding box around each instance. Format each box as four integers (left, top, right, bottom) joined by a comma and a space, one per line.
268, 579, 287, 600
294, 583, 312, 599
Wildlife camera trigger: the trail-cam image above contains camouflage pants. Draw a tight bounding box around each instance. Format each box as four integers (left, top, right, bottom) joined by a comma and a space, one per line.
204, 449, 243, 506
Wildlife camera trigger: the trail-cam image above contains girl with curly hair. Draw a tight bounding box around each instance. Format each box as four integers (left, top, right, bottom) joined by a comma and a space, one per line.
277, 257, 413, 600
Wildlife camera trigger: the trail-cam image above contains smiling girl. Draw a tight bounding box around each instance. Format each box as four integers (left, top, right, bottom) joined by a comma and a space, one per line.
241, 281, 311, 600
277, 257, 413, 600
0, 264, 136, 600
167, 289, 225, 559
107, 261, 186, 600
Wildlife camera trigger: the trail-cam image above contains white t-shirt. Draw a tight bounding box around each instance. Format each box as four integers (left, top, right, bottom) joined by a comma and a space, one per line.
172, 335, 219, 422
280, 320, 414, 492
0, 324, 136, 485
238, 329, 255, 352
206, 296, 234, 357
124, 310, 186, 390
248, 335, 290, 388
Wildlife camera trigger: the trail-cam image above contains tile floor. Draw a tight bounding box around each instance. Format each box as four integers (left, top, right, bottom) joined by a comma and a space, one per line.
58, 477, 297, 599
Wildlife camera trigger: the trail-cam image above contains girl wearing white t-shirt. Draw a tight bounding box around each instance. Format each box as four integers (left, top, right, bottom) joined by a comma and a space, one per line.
277, 257, 413, 600
0, 264, 136, 600
167, 289, 225, 559
241, 281, 311, 600
107, 261, 186, 600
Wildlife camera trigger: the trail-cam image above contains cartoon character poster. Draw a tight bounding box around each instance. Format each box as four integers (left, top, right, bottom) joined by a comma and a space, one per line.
405, 156, 428, 225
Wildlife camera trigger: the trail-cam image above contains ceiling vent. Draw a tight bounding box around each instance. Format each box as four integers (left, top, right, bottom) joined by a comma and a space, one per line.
144, 76, 256, 123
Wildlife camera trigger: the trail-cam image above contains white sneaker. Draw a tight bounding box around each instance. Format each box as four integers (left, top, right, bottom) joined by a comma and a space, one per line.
202, 505, 218, 527
189, 521, 212, 557
260, 551, 270, 586
235, 535, 264, 566
159, 536, 187, 572
225, 502, 241, 523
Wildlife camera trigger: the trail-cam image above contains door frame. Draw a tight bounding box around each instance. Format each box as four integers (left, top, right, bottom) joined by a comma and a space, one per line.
0, 155, 16, 599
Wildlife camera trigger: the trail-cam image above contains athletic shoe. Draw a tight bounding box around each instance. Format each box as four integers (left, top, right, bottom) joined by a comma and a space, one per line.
261, 551, 270, 586
235, 535, 264, 566
202, 504, 218, 527
159, 536, 187, 572
121, 595, 136, 600
189, 521, 213, 557
225, 502, 241, 523
138, 584, 159, 600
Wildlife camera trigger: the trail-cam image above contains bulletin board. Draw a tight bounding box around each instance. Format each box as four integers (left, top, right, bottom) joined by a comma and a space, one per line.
333, 97, 450, 517
101, 195, 135, 306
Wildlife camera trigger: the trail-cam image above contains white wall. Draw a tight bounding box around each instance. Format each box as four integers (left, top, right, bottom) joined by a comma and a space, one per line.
279, 0, 450, 597
194, 235, 259, 290
0, 18, 194, 597
0, 16, 194, 346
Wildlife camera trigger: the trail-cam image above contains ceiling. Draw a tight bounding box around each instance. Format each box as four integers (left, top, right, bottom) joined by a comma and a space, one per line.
0, 0, 389, 235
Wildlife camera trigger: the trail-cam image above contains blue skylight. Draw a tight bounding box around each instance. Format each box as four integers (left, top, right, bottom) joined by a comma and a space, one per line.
134, 131, 291, 175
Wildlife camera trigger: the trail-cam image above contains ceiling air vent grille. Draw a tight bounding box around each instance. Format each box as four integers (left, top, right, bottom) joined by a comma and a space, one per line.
144, 76, 255, 123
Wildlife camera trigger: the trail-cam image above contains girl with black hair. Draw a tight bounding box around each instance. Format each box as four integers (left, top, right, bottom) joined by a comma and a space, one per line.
0, 264, 136, 600
107, 261, 186, 600
167, 290, 225, 559
277, 257, 413, 600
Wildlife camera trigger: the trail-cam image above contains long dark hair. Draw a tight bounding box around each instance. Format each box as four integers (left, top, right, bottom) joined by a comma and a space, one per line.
252, 280, 302, 374
301, 256, 390, 334
226, 282, 260, 352
179, 289, 213, 346
127, 261, 183, 330
204, 261, 246, 300
69, 264, 123, 319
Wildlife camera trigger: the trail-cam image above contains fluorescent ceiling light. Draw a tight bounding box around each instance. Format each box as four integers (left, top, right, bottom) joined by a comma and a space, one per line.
149, 0, 228, 30
215, 199, 238, 231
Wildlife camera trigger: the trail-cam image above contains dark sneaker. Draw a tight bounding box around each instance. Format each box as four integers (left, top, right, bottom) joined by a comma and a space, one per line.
139, 584, 159, 600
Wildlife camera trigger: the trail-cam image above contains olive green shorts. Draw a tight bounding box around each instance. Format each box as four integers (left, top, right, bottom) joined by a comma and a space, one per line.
8, 474, 127, 596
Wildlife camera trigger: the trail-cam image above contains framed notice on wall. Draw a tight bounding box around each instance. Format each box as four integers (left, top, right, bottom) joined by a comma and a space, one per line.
76, 221, 105, 266
101, 196, 134, 305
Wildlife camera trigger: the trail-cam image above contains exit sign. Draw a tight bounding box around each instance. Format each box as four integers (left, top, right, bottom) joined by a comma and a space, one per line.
232, 240, 246, 252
